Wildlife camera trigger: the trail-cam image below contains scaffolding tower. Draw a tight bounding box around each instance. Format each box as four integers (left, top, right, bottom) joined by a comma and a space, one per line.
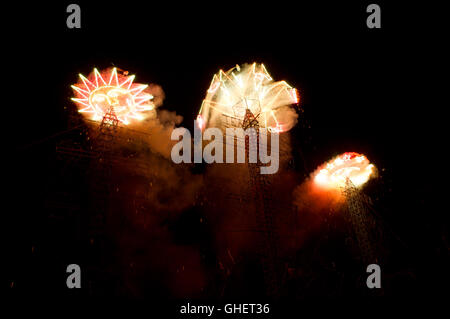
342, 178, 377, 265
50, 107, 120, 295
86, 107, 120, 294
242, 108, 280, 297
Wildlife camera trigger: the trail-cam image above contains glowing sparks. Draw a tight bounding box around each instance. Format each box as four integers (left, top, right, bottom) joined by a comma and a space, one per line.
314, 152, 376, 189
71, 67, 155, 125
196, 114, 205, 131
198, 63, 299, 132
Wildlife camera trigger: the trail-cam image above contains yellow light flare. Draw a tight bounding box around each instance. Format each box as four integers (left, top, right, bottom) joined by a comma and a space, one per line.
198, 63, 299, 132
71, 67, 155, 125
314, 152, 376, 189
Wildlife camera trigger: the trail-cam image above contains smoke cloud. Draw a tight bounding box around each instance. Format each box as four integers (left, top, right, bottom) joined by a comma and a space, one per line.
83, 81, 208, 297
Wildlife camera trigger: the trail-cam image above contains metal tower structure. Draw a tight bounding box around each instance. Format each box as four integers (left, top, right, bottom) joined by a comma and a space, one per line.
41, 103, 159, 296
50, 107, 121, 295
88, 107, 119, 235
341, 178, 377, 265
242, 108, 280, 297
85, 107, 119, 294
242, 108, 260, 131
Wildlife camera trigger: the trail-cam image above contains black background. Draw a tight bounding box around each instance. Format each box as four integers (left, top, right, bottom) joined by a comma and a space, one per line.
7, 0, 447, 313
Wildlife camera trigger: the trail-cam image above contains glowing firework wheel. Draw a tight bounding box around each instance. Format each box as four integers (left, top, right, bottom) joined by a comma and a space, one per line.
71, 68, 155, 125
314, 152, 376, 189
198, 63, 298, 132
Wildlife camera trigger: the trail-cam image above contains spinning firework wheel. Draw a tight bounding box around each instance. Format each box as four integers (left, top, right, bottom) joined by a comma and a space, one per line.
197, 63, 298, 133
71, 67, 155, 125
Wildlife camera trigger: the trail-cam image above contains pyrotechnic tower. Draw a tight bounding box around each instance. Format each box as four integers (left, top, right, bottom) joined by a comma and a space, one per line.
241, 108, 280, 297
341, 178, 377, 265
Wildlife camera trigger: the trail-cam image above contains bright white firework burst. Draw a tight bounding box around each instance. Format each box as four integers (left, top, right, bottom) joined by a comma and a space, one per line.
198, 63, 299, 132
314, 152, 376, 189
71, 67, 155, 125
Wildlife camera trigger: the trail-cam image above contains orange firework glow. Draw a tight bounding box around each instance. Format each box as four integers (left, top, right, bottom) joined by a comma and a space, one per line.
71, 67, 155, 125
314, 152, 376, 189
197, 63, 299, 132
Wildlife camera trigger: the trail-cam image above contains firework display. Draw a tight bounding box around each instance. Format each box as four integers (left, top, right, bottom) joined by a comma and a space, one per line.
23, 4, 437, 305
30, 61, 398, 302
71, 67, 154, 125
198, 63, 299, 132
314, 152, 376, 190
